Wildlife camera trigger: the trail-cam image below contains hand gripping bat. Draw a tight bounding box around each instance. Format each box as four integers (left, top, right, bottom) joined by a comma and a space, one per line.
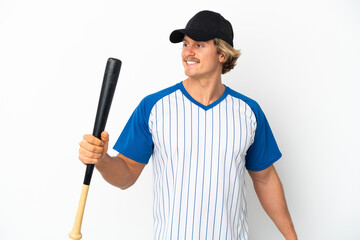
69, 58, 122, 240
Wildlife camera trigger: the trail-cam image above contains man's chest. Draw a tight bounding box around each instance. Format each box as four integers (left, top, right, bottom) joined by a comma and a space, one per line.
148, 94, 257, 165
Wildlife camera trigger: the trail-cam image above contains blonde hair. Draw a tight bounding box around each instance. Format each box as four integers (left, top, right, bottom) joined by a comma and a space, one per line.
214, 38, 241, 74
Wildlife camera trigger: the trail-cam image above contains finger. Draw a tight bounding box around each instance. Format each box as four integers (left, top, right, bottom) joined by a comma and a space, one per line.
78, 155, 99, 165
83, 134, 104, 146
79, 147, 102, 159
79, 140, 104, 154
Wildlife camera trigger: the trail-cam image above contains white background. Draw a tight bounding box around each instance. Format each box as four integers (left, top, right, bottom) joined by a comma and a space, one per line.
0, 0, 359, 239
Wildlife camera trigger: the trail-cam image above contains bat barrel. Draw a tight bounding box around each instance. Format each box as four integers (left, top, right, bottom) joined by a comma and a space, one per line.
93, 58, 122, 139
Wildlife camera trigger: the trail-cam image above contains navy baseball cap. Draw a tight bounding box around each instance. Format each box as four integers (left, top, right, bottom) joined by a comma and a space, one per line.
170, 10, 234, 47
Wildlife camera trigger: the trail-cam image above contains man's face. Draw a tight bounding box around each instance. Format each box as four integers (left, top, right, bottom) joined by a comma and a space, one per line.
181, 35, 224, 80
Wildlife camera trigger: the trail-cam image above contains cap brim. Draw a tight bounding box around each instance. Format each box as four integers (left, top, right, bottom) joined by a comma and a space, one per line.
170, 29, 215, 43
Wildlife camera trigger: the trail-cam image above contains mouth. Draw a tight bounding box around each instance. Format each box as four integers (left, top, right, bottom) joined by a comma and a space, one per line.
184, 58, 200, 66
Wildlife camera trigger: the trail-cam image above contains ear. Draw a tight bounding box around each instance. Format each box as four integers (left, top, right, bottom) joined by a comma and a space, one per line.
219, 53, 226, 63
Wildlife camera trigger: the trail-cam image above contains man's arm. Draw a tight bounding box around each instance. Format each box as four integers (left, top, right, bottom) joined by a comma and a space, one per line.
96, 153, 145, 189
79, 131, 146, 190
248, 165, 297, 240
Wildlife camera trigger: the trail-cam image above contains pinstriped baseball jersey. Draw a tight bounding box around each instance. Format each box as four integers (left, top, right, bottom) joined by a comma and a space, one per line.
114, 82, 281, 239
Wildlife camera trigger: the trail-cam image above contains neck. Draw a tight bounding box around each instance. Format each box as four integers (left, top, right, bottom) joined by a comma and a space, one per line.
182, 76, 225, 106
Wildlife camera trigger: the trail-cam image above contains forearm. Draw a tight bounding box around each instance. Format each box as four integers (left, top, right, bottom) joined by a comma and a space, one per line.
95, 154, 137, 190
251, 167, 297, 239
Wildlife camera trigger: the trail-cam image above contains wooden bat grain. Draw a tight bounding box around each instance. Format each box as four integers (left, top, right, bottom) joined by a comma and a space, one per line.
69, 185, 89, 240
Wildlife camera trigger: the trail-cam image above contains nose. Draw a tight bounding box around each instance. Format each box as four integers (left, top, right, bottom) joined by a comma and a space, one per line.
182, 44, 195, 56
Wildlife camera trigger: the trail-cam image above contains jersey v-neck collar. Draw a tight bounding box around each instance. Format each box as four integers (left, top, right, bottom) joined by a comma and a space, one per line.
177, 81, 230, 111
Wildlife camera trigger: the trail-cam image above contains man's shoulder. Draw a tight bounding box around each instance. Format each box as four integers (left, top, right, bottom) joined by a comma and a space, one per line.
227, 86, 261, 112
145, 82, 180, 100
139, 82, 181, 110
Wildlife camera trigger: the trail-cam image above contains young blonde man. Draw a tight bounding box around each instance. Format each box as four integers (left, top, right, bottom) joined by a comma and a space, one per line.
79, 10, 297, 239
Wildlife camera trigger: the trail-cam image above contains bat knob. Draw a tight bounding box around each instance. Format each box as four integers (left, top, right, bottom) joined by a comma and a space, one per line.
69, 232, 82, 240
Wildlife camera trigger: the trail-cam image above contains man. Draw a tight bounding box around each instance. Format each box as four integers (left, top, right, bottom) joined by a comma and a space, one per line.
78, 10, 297, 239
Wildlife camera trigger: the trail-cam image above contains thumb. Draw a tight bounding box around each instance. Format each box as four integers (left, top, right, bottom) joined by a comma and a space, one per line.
101, 131, 109, 142
101, 131, 110, 151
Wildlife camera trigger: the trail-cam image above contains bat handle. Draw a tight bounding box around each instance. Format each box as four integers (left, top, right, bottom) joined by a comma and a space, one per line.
69, 184, 90, 240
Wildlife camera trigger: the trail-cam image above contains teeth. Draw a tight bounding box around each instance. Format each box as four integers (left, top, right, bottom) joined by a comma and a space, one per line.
187, 61, 197, 65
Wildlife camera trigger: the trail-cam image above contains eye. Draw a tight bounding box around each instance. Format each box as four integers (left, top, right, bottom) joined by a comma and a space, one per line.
182, 42, 188, 48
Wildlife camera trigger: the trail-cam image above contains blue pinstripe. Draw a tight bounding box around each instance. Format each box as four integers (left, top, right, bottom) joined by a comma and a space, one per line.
191, 106, 200, 239
184, 102, 193, 238
218, 97, 229, 238
176, 93, 186, 240
161, 98, 171, 239
198, 109, 207, 239
205, 108, 214, 239
225, 97, 236, 239
212, 103, 221, 240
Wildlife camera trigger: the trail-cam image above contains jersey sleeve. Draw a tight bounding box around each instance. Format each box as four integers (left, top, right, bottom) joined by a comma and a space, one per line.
245, 102, 282, 171
113, 98, 154, 164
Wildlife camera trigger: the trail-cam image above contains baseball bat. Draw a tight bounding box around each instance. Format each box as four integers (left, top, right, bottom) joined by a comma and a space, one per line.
69, 58, 122, 240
